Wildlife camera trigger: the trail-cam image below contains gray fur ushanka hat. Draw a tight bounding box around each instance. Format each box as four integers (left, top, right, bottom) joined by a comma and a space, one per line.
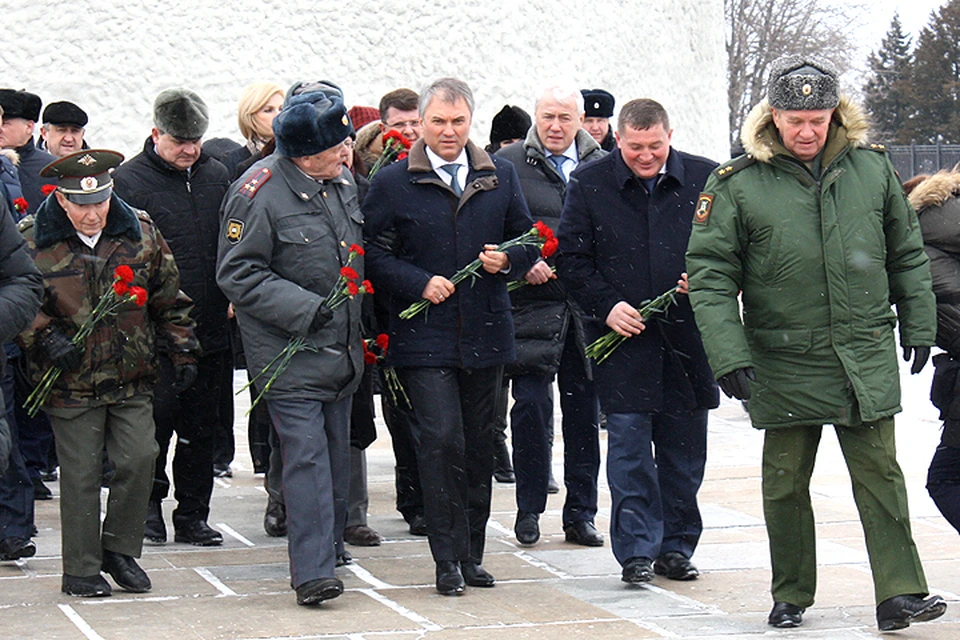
154, 88, 209, 140
767, 55, 840, 111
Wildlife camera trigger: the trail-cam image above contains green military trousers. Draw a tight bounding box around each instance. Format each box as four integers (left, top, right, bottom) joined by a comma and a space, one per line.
46, 393, 159, 577
761, 417, 928, 607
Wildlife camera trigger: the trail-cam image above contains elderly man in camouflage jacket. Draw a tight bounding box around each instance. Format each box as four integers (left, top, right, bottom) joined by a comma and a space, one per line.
18, 149, 198, 598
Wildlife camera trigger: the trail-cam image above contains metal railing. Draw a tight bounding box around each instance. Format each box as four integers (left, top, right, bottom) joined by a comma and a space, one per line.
888, 143, 960, 180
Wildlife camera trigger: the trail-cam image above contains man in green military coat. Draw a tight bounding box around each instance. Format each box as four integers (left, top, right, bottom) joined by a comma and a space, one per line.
686, 55, 946, 632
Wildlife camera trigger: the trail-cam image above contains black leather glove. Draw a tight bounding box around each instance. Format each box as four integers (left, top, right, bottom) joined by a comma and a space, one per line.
309, 305, 334, 333
37, 327, 82, 372
717, 367, 756, 400
903, 345, 931, 375
173, 363, 198, 394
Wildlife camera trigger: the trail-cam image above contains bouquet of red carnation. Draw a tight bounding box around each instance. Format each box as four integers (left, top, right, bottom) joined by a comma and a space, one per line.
399, 221, 557, 320
25, 265, 148, 416
584, 287, 679, 364
362, 333, 410, 408
367, 129, 412, 179
12, 197, 28, 217
241, 244, 373, 413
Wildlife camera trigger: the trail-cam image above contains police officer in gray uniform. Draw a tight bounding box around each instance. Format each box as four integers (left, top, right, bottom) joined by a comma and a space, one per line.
216, 89, 363, 606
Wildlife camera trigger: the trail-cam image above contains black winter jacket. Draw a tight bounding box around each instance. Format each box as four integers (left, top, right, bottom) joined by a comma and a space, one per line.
113, 138, 231, 354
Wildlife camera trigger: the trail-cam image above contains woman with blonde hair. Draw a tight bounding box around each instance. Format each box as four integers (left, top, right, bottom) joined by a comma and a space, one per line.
224, 81, 284, 179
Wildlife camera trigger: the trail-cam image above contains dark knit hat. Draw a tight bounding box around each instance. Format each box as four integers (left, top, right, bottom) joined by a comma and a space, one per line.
42, 101, 88, 127
0, 89, 42, 121
489, 105, 531, 145
767, 55, 840, 111
153, 88, 209, 140
285, 80, 343, 105
581, 89, 615, 118
40, 149, 124, 204
273, 92, 354, 158
348, 105, 380, 131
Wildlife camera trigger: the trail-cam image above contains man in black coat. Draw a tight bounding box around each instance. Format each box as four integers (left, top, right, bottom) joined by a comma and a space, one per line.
113, 88, 231, 547
0, 89, 56, 216
557, 99, 719, 586
497, 84, 605, 548
363, 77, 538, 596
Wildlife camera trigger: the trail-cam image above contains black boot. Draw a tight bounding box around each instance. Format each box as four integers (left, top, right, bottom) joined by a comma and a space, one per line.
493, 440, 515, 483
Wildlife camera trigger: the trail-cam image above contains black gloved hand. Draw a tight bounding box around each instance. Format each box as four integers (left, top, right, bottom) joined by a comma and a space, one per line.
717, 367, 756, 400
309, 305, 334, 333
37, 327, 83, 372
173, 363, 198, 394
903, 345, 931, 375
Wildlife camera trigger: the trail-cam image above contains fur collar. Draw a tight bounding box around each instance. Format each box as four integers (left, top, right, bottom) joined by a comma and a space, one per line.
34, 195, 143, 249
908, 170, 960, 213
741, 96, 870, 163
0, 148, 18, 166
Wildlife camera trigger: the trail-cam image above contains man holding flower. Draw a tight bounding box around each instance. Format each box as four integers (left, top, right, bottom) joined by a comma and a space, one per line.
17, 149, 199, 597
557, 99, 719, 586
362, 77, 539, 595
217, 88, 364, 606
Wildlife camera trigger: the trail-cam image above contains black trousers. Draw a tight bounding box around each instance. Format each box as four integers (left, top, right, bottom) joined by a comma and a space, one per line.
397, 366, 500, 564
151, 351, 231, 525
380, 369, 423, 523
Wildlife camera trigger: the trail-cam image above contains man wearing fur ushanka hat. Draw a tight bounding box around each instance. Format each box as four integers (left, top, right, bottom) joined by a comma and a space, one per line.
217, 89, 362, 607
686, 55, 946, 632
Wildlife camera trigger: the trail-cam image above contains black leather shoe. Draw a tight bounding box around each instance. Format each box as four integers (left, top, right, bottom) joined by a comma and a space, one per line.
435, 560, 465, 595
461, 562, 495, 587
564, 520, 604, 547
295, 577, 343, 605
344, 524, 381, 546
62, 574, 112, 597
264, 498, 287, 537
514, 511, 540, 545
621, 557, 654, 584
336, 550, 352, 567
174, 520, 223, 546
33, 477, 53, 500
409, 513, 428, 536
144, 500, 166, 544
493, 441, 515, 483
876, 594, 946, 631
654, 551, 699, 580
102, 550, 151, 593
768, 602, 804, 628
0, 536, 36, 561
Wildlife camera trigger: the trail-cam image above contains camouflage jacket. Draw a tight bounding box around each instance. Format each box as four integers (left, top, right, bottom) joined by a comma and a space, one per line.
18, 194, 199, 408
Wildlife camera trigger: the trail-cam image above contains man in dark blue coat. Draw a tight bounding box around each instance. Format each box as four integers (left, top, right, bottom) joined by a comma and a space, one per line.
557, 99, 719, 585
363, 77, 538, 596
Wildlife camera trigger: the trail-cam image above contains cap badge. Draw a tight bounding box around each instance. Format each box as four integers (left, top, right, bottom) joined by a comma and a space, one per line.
78, 154, 97, 167
342, 114, 349, 126
802, 84, 813, 96
593, 102, 600, 109
80, 176, 99, 191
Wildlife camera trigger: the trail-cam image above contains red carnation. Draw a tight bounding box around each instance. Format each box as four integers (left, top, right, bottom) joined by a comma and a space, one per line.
542, 237, 559, 258
397, 152, 408, 161
12, 197, 28, 214
114, 265, 135, 283
534, 220, 551, 239
362, 341, 377, 364
340, 266, 359, 280
382, 129, 412, 149
349, 243, 365, 256
113, 281, 129, 296
375, 333, 389, 350
130, 286, 148, 307
361, 279, 374, 294
346, 281, 360, 296
41, 184, 57, 196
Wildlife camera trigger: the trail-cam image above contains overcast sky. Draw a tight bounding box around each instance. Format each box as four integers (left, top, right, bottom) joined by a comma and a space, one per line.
864, 0, 948, 48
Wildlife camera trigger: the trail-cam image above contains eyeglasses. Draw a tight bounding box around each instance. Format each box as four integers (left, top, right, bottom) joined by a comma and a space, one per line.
385, 120, 421, 130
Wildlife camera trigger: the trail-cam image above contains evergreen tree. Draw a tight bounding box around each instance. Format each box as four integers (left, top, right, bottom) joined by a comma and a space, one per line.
863, 13, 913, 144
905, 0, 960, 143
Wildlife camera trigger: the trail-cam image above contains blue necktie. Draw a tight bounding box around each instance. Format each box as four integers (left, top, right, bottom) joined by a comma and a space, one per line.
441, 163, 462, 196
549, 155, 567, 183
644, 176, 658, 194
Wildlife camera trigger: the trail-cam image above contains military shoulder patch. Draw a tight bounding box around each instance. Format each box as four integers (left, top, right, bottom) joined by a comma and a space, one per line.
714, 154, 755, 180
225, 218, 245, 244
866, 142, 888, 153
693, 194, 713, 226
240, 167, 272, 199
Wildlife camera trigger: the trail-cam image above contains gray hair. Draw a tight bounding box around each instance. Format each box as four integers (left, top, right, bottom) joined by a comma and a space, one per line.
534, 84, 584, 115
419, 77, 475, 118
618, 98, 670, 134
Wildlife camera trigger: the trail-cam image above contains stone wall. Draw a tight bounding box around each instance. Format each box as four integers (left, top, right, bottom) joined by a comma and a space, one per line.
3, 0, 727, 162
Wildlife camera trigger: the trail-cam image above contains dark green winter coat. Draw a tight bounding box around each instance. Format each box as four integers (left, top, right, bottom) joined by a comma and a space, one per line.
686, 97, 935, 429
